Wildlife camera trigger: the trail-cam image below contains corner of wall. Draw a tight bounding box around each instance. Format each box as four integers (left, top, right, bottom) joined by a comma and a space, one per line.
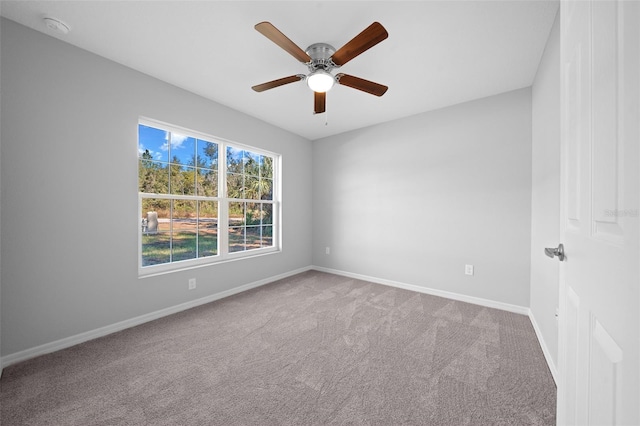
528, 309, 558, 384
529, 8, 561, 377
0, 15, 4, 379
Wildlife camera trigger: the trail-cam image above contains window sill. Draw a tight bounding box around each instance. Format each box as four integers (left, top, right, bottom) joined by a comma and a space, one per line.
138, 247, 281, 279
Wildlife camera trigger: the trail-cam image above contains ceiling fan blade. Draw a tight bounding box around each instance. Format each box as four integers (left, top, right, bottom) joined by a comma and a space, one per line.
336, 74, 388, 97
314, 92, 326, 114
252, 75, 304, 92
255, 22, 311, 63
331, 22, 388, 66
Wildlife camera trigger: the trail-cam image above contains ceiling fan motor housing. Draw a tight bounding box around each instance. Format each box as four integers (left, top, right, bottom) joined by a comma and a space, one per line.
305, 43, 337, 72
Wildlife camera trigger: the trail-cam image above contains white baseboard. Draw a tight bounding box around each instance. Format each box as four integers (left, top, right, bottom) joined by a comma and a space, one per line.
311, 266, 530, 315
0, 266, 312, 370
528, 310, 558, 385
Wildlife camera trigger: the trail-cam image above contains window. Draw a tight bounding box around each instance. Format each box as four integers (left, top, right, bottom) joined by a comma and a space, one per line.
138, 119, 279, 274
226, 147, 275, 253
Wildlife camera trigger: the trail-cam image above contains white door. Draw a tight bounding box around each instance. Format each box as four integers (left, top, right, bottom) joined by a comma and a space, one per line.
558, 0, 639, 425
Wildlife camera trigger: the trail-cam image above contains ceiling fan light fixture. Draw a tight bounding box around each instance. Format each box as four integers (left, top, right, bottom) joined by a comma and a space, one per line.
307, 69, 335, 93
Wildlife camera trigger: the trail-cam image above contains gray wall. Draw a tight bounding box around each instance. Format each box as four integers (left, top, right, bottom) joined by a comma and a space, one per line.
0, 19, 312, 357
0, 16, 3, 375
530, 12, 560, 371
312, 88, 533, 307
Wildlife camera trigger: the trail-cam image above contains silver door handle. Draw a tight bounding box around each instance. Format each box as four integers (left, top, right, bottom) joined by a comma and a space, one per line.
545, 243, 565, 261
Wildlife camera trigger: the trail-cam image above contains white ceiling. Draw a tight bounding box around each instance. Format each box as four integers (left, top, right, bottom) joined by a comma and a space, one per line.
1, 0, 558, 141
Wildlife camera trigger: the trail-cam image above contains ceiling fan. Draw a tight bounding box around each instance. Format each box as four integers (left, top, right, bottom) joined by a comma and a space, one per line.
251, 21, 389, 114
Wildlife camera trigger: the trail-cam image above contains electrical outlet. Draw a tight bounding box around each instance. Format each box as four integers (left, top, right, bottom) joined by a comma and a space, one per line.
325, 247, 330, 255
465, 265, 474, 276
188, 278, 196, 290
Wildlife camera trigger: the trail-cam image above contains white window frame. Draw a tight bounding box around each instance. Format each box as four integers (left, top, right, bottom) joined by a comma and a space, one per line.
138, 118, 281, 277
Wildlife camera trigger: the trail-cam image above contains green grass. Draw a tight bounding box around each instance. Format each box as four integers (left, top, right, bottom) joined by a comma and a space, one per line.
142, 226, 274, 266
142, 232, 218, 266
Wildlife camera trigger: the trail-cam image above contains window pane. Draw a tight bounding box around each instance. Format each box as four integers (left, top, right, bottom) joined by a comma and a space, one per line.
198, 201, 218, 258
229, 227, 245, 253
141, 198, 171, 227
227, 172, 243, 199
260, 155, 273, 179
197, 169, 217, 197
260, 178, 273, 200
197, 139, 218, 169
170, 134, 195, 167
245, 176, 260, 200
245, 151, 260, 176
229, 202, 245, 227
246, 202, 260, 225
246, 226, 261, 250
139, 161, 169, 193
261, 203, 273, 225
226, 146, 244, 174
142, 233, 171, 266
139, 125, 169, 163
170, 165, 196, 195
261, 225, 273, 247
141, 198, 171, 266
172, 200, 197, 262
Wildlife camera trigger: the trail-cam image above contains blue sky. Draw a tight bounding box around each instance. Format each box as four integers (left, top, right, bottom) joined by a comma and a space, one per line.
138, 124, 217, 168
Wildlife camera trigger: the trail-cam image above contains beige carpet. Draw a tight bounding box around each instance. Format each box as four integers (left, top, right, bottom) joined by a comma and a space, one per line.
0, 271, 556, 425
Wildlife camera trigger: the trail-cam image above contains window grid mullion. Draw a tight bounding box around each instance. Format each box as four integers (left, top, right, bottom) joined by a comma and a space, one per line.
195, 200, 199, 259
167, 130, 172, 195
219, 141, 229, 258
169, 199, 173, 264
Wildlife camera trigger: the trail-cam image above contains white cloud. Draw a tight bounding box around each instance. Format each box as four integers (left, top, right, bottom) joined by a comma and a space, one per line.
170, 133, 189, 150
